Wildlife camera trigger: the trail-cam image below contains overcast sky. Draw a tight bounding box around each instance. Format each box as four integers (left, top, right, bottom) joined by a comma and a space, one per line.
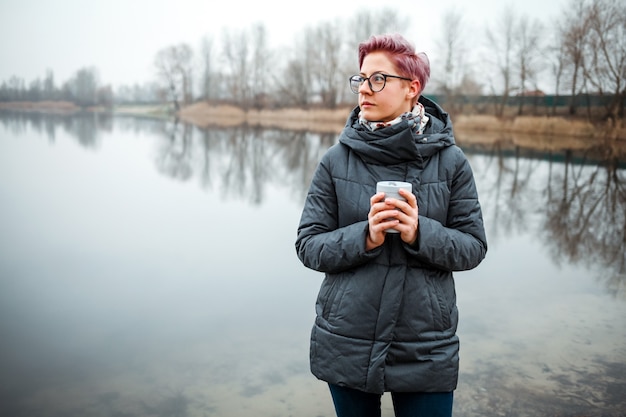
0, 0, 565, 89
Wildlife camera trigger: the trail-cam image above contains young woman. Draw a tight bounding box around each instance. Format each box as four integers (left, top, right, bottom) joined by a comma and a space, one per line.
295, 33, 488, 417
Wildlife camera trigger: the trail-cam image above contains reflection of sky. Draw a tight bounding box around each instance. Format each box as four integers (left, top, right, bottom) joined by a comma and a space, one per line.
0, 116, 625, 416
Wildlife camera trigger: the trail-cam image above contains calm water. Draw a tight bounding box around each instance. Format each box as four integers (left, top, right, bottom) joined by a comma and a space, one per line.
0, 112, 624, 417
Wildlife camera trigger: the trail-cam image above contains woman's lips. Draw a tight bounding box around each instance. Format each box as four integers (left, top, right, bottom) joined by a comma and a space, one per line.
361, 101, 374, 108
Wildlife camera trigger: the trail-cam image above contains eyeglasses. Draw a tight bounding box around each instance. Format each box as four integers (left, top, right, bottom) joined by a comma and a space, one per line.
349, 73, 413, 94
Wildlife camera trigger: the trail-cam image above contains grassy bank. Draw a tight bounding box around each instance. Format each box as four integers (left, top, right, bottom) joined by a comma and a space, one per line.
2, 100, 625, 157
0, 100, 81, 113
178, 101, 625, 138
177, 102, 349, 133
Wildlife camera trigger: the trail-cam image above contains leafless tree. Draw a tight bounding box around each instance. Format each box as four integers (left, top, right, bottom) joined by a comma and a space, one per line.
154, 43, 194, 110
346, 7, 409, 52
276, 56, 312, 108
547, 27, 569, 115
65, 67, 100, 107
274, 24, 326, 108
515, 15, 544, 115
43, 69, 56, 100
199, 35, 215, 101
221, 28, 251, 108
485, 6, 517, 117
250, 23, 271, 110
433, 7, 475, 113
581, 0, 626, 119
436, 9, 467, 94
27, 78, 42, 101
309, 20, 345, 108
219, 23, 271, 109
559, 0, 590, 116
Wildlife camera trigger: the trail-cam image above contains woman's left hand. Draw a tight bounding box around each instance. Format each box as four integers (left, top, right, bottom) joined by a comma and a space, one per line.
394, 188, 419, 244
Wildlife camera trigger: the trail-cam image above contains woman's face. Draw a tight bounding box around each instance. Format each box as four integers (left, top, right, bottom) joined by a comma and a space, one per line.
358, 51, 418, 123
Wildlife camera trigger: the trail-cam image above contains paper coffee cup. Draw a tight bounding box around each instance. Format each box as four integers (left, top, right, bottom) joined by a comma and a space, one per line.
376, 181, 412, 233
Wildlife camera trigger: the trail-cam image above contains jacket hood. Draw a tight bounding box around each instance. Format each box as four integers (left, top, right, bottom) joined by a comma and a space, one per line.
339, 95, 455, 165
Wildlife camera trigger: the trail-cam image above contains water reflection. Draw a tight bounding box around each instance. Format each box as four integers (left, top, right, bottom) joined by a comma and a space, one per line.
0, 112, 625, 416
0, 109, 113, 147
545, 152, 625, 298
144, 117, 337, 205
468, 143, 626, 300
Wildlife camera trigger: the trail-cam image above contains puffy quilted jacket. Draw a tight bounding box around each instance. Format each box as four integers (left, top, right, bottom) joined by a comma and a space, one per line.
295, 96, 488, 394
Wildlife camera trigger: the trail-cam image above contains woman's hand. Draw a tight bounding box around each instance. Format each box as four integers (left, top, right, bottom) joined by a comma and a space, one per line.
395, 188, 419, 244
367, 189, 419, 250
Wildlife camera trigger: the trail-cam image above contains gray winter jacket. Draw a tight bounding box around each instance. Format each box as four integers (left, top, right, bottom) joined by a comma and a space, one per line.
295, 96, 487, 394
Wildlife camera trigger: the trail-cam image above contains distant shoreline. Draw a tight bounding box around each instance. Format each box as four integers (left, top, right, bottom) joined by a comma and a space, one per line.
2, 101, 625, 154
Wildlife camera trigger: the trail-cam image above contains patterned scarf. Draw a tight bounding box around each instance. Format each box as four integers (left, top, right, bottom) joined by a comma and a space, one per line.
358, 102, 429, 134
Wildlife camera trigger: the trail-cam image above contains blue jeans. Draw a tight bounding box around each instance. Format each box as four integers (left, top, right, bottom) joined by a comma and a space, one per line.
328, 384, 453, 417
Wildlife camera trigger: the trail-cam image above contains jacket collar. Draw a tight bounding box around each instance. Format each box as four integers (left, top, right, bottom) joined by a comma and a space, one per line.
339, 96, 455, 165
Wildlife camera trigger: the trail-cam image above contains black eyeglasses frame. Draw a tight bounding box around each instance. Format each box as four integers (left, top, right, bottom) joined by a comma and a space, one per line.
349, 73, 413, 94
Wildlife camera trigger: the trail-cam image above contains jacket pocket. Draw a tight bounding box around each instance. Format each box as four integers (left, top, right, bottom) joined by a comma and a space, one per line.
318, 271, 354, 321
426, 275, 452, 330
319, 275, 341, 319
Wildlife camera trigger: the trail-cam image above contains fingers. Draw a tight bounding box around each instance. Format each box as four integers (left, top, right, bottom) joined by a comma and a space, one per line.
376, 189, 418, 241
398, 188, 417, 207
368, 189, 419, 246
370, 191, 386, 206
368, 192, 396, 248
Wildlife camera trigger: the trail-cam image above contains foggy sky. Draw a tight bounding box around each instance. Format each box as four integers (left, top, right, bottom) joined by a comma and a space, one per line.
0, 0, 565, 89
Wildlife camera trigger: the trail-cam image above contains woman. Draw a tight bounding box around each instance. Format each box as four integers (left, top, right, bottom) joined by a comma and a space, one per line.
295, 33, 488, 417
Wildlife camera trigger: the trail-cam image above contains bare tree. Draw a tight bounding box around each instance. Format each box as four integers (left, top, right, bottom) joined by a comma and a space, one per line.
27, 78, 42, 101
43, 69, 56, 100
276, 57, 311, 108
199, 35, 215, 101
276, 10, 408, 109
433, 7, 475, 112
221, 28, 251, 108
437, 9, 466, 94
7, 76, 26, 101
515, 15, 544, 115
275, 23, 332, 109
485, 6, 517, 117
582, 0, 626, 119
310, 20, 345, 108
65, 67, 99, 107
559, 0, 590, 116
250, 23, 271, 110
154, 43, 194, 110
346, 7, 410, 51
548, 37, 568, 116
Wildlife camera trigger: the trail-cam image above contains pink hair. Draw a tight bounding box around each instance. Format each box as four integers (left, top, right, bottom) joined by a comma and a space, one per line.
358, 33, 430, 95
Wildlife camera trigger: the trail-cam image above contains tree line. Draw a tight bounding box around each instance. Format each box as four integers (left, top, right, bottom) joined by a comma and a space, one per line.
0, 67, 114, 108
1, 0, 624, 120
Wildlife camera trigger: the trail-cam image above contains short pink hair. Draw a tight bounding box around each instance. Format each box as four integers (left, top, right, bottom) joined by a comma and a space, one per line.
358, 33, 430, 95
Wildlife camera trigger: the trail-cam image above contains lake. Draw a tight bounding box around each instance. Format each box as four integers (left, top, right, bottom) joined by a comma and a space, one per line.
0, 112, 624, 417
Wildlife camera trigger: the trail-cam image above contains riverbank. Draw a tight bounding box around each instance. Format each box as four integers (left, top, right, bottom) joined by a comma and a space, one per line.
0, 100, 82, 113
2, 100, 625, 157
177, 101, 626, 139
177, 102, 626, 159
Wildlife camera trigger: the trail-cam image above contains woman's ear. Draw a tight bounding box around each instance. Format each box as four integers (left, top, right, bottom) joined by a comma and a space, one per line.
407, 80, 420, 100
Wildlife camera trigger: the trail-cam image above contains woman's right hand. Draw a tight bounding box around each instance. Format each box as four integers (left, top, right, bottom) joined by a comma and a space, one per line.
366, 191, 399, 250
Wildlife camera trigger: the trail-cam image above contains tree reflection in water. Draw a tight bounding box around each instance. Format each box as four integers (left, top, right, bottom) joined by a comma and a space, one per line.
156, 119, 194, 181
147, 117, 337, 205
432, 138, 626, 303
544, 151, 625, 299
